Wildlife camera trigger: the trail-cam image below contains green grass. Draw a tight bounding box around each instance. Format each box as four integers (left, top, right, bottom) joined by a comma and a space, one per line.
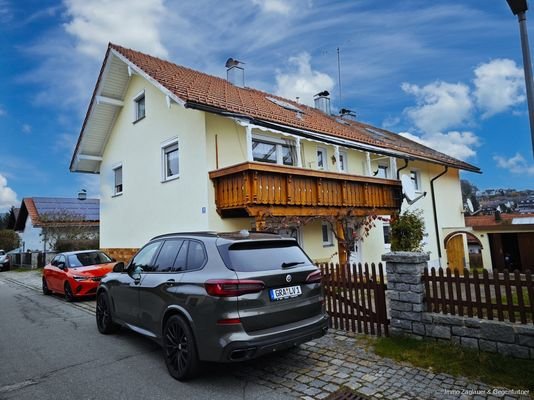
373, 336, 534, 394
7, 267, 42, 273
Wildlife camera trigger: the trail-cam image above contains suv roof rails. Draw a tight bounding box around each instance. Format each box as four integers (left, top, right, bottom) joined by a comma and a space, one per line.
150, 230, 283, 241
150, 231, 218, 240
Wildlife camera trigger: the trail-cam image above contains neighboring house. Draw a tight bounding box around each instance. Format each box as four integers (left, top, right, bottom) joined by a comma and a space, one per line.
13, 197, 99, 251
69, 43, 480, 266
461, 213, 534, 272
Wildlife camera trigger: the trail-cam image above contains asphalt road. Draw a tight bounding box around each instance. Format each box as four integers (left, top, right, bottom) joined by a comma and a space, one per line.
0, 278, 294, 400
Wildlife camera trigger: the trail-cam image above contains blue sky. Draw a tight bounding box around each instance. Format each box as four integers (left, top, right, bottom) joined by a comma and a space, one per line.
1, 0, 534, 211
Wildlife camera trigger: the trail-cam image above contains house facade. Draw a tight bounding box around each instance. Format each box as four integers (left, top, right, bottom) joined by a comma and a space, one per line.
70, 44, 480, 267
14, 197, 100, 251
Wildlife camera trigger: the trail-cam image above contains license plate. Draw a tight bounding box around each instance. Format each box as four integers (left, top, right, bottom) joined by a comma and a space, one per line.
269, 285, 302, 301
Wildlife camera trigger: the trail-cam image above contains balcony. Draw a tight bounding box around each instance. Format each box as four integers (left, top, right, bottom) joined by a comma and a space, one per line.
209, 162, 402, 219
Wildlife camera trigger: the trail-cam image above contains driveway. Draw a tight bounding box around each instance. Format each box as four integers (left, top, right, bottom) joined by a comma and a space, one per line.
0, 270, 529, 400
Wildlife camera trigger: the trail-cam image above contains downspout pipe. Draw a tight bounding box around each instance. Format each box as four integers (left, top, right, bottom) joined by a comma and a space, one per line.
430, 166, 448, 266
396, 159, 409, 179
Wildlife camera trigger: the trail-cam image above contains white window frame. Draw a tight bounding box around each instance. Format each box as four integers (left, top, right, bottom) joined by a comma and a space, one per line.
112, 163, 123, 196
251, 134, 295, 166
161, 137, 180, 182
338, 150, 348, 172
317, 147, 327, 170
410, 169, 422, 192
321, 222, 333, 247
133, 90, 146, 122
376, 164, 389, 179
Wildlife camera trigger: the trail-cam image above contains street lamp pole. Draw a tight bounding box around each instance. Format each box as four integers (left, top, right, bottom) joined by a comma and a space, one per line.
507, 0, 534, 156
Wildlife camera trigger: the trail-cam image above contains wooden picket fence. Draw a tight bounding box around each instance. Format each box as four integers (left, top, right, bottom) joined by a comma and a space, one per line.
319, 262, 389, 336
423, 268, 534, 324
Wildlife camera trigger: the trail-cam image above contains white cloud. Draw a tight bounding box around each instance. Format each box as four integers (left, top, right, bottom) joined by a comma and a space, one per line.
64, 0, 168, 59
474, 58, 525, 118
401, 81, 473, 133
251, 0, 292, 15
400, 131, 480, 161
493, 153, 534, 176
0, 105, 5, 117
275, 52, 334, 106
0, 174, 18, 212
21, 124, 32, 134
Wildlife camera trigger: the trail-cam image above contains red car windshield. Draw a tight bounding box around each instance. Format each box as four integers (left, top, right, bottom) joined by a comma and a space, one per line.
68, 252, 112, 268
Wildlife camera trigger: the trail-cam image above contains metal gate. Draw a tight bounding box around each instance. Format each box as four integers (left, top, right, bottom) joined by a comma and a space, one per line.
319, 262, 389, 336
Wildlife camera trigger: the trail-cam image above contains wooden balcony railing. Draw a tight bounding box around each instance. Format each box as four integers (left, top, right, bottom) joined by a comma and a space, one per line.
209, 162, 402, 218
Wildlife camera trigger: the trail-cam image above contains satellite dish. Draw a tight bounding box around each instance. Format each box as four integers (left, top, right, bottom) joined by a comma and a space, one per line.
465, 197, 482, 215
400, 174, 425, 205
467, 198, 474, 213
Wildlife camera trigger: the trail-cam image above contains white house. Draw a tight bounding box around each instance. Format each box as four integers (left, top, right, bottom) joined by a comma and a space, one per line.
70, 43, 480, 267
14, 197, 99, 251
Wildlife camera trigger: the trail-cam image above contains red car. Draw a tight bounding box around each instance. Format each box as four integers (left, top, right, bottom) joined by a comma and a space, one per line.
42, 250, 117, 301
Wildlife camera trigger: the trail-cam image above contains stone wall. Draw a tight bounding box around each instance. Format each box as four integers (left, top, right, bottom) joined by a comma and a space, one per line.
382, 252, 534, 360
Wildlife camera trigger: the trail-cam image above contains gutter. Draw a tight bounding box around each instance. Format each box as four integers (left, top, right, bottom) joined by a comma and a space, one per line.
396, 159, 409, 179
430, 166, 448, 265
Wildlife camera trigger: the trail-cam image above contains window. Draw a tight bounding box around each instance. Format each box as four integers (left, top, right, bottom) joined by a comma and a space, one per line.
186, 241, 206, 270
322, 222, 333, 246
113, 165, 123, 195
162, 140, 179, 181
130, 241, 161, 273
376, 165, 388, 179
383, 223, 391, 249
134, 91, 145, 122
174, 241, 188, 271
252, 138, 294, 166
153, 240, 184, 272
339, 150, 348, 172
317, 147, 327, 169
410, 170, 421, 191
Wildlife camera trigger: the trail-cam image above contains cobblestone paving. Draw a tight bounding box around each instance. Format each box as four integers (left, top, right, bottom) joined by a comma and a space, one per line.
2, 270, 530, 400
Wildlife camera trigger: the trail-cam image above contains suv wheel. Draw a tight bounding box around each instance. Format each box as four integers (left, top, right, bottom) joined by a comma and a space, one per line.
163, 315, 199, 381
42, 278, 51, 295
96, 292, 120, 334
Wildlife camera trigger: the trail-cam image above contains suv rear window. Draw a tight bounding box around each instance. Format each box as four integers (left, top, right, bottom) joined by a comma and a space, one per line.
221, 240, 312, 272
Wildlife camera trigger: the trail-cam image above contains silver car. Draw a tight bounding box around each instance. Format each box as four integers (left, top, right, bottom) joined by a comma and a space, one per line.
0, 250, 9, 271
96, 231, 328, 380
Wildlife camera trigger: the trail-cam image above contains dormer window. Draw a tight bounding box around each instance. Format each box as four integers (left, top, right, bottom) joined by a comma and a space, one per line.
134, 91, 145, 122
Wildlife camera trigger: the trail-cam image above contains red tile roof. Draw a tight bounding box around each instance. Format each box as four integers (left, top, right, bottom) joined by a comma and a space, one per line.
75, 43, 481, 173
465, 213, 534, 229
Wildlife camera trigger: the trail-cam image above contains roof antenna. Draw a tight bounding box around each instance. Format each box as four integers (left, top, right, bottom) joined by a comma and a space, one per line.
337, 47, 342, 104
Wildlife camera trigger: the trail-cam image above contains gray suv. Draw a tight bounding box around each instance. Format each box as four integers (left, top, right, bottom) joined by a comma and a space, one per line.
96, 231, 328, 380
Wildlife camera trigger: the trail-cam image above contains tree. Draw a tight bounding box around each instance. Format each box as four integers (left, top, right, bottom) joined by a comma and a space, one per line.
260, 209, 382, 263
39, 210, 98, 251
390, 209, 426, 252
0, 229, 20, 251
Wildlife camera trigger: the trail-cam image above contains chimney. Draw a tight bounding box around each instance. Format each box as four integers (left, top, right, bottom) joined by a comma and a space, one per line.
225, 58, 245, 87
314, 90, 331, 115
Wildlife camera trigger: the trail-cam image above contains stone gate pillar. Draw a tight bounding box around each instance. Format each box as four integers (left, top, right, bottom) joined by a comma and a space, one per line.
381, 252, 429, 337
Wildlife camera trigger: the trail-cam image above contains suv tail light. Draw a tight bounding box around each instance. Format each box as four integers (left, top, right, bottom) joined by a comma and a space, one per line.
204, 279, 265, 297
306, 270, 322, 284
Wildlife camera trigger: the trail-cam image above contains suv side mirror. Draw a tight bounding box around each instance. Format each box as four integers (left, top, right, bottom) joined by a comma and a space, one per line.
57, 262, 67, 271
113, 262, 125, 273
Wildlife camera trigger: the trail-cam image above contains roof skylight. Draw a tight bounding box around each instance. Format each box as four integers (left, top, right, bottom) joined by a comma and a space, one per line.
266, 97, 304, 113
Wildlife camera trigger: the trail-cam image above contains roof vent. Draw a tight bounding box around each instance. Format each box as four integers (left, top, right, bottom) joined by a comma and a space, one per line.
225, 58, 245, 87
339, 108, 356, 120
77, 189, 87, 201
314, 91, 331, 115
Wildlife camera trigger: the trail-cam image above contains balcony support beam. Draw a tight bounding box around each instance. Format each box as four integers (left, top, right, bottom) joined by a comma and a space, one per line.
246, 125, 253, 162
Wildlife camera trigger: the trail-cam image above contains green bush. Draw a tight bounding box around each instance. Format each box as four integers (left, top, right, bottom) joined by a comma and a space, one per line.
54, 239, 99, 252
390, 209, 425, 252
0, 229, 20, 251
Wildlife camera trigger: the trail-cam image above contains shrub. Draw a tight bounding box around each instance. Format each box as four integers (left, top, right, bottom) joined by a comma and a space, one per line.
390, 209, 425, 252
0, 229, 20, 251
54, 239, 99, 252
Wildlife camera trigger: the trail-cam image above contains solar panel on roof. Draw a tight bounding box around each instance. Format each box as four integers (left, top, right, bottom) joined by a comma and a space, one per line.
33, 198, 99, 221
